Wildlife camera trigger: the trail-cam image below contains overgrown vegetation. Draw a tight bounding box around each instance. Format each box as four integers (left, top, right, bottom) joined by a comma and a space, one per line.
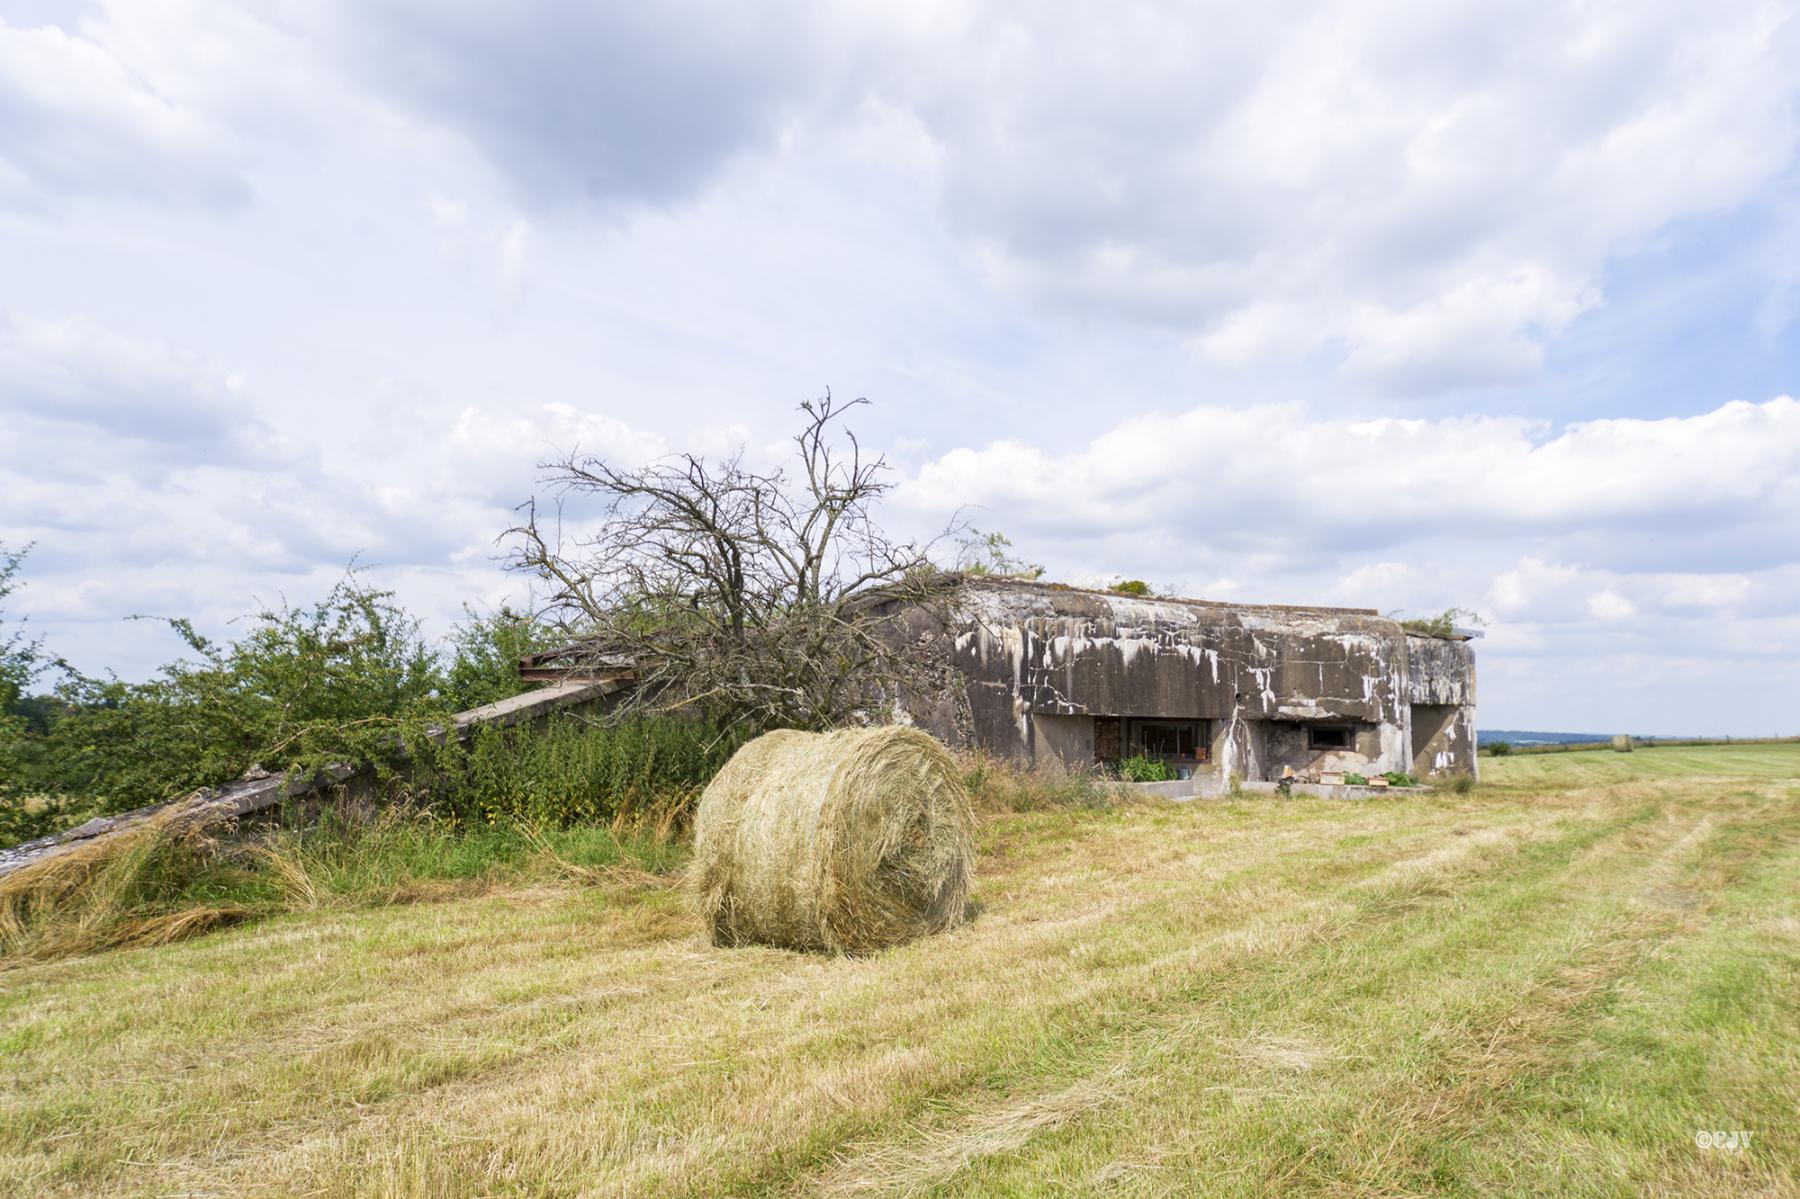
1117, 753, 1173, 782
433, 716, 743, 830
0, 807, 680, 963
1109, 578, 1153, 596
2, 747, 1115, 964
0, 543, 47, 838
955, 527, 1045, 580
1396, 605, 1484, 637
0, 573, 555, 847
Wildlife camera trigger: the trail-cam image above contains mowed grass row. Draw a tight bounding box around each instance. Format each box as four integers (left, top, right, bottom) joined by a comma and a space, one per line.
1, 746, 1797, 1197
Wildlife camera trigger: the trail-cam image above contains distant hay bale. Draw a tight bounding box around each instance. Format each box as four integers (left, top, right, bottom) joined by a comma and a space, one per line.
1612, 734, 1634, 753
690, 726, 974, 954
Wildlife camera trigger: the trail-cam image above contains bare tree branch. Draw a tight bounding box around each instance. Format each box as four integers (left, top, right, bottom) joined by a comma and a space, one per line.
502, 394, 962, 732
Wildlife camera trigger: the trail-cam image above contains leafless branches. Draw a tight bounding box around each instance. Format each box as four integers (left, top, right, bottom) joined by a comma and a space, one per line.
503, 394, 959, 733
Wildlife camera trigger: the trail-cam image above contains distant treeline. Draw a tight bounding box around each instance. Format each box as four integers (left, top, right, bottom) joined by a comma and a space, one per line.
1482, 735, 1799, 757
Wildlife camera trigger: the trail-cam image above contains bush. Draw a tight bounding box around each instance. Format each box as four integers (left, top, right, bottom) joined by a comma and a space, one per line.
1382, 771, 1418, 787
1, 576, 574, 846
21, 573, 447, 818
442, 605, 557, 711
1483, 741, 1513, 757
1118, 754, 1173, 782
1342, 772, 1369, 786
1109, 579, 1153, 597
1398, 607, 1484, 637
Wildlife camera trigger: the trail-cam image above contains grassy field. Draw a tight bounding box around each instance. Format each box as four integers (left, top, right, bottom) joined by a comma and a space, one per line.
3, 744, 1798, 1197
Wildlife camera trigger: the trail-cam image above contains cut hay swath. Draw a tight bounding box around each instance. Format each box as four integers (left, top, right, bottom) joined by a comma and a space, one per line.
0, 813, 250, 962
690, 726, 975, 954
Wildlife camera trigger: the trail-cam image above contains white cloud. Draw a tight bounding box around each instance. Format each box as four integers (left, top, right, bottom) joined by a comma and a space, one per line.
0, 314, 682, 678
1587, 591, 1637, 621
897, 397, 1800, 568
0, 313, 264, 469
890, 0, 1800, 391
0, 16, 249, 209
3, 1, 1800, 738
13, 1, 1800, 398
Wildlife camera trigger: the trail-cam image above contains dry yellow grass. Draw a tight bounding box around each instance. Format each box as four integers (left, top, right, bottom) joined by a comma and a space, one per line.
691, 726, 974, 953
2, 745, 1797, 1197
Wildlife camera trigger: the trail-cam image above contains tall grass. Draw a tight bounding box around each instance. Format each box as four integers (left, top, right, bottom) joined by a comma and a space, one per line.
432, 714, 743, 830
0, 808, 679, 964
958, 750, 1118, 813
2, 732, 1125, 965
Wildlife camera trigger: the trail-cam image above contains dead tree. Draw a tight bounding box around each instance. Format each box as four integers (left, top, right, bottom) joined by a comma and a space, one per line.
504, 395, 960, 733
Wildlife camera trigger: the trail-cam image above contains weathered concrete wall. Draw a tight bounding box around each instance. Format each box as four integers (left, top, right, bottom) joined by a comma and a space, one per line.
1028, 713, 1096, 769
894, 580, 1476, 781
1405, 633, 1477, 707
1263, 720, 1389, 777
1409, 702, 1479, 779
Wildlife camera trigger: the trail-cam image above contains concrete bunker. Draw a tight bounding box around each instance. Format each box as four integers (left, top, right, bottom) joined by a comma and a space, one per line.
891, 579, 1478, 786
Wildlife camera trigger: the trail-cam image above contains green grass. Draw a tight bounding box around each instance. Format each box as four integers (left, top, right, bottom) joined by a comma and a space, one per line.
3, 748, 1797, 1196
1483, 739, 1800, 786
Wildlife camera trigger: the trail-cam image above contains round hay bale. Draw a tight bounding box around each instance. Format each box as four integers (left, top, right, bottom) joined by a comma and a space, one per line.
1612, 734, 1634, 753
690, 726, 974, 954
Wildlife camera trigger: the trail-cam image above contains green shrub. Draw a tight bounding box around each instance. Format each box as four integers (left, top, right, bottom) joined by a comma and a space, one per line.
1342, 772, 1369, 786
1483, 741, 1512, 757
21, 573, 447, 818
442, 605, 558, 711
1, 576, 577, 847
1118, 754, 1173, 783
1382, 771, 1419, 787
1109, 579, 1153, 596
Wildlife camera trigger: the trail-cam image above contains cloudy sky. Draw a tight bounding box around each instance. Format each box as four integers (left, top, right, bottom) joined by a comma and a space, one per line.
4, 1, 1799, 734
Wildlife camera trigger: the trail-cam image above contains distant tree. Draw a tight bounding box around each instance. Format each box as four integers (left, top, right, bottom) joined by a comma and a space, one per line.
1109, 579, 1153, 596
504, 395, 958, 734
